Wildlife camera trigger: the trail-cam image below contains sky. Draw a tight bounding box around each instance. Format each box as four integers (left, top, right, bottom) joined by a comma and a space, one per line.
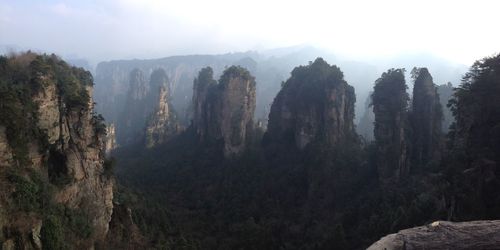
0, 0, 499, 65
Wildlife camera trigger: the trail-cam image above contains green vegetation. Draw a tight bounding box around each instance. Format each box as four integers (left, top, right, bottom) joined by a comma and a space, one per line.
0, 52, 93, 166
103, 157, 116, 178
8, 171, 46, 211
114, 54, 500, 249
0, 52, 102, 248
219, 65, 255, 83
41, 215, 65, 250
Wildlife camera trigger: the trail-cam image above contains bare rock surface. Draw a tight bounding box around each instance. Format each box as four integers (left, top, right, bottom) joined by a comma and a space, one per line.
368, 220, 500, 250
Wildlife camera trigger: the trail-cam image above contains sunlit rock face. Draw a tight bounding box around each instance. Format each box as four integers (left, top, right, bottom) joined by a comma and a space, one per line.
372, 68, 409, 184
265, 58, 356, 150
104, 123, 117, 154
191, 66, 256, 157
145, 85, 180, 148
0, 53, 113, 249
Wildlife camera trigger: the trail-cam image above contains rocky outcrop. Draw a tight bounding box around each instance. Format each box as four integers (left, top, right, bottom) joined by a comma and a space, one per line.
437, 82, 454, 132
145, 86, 180, 148
368, 220, 500, 250
117, 69, 149, 144
191, 66, 256, 157
104, 123, 117, 155
0, 53, 113, 249
117, 68, 181, 146
192, 67, 218, 139
372, 69, 409, 184
94, 53, 257, 126
410, 68, 442, 169
265, 58, 356, 150
357, 92, 375, 142
34, 67, 113, 243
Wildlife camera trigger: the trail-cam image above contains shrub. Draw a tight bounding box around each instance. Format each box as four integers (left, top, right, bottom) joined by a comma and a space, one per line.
41, 215, 65, 250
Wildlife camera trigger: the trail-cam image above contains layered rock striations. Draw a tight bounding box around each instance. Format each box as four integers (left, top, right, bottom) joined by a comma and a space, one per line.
265, 58, 356, 150
0, 53, 113, 249
372, 68, 410, 184
409, 67, 442, 170
104, 123, 117, 155
117, 68, 179, 146
191, 66, 256, 157
145, 85, 179, 148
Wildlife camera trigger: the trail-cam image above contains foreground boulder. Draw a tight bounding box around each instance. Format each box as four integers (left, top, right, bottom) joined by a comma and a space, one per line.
368, 220, 500, 250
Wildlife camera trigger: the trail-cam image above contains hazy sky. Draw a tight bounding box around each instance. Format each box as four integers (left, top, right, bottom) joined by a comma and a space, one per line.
1, 0, 499, 64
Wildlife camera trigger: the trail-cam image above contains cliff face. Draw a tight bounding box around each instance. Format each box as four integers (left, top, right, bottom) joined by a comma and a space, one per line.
145, 86, 179, 148
437, 82, 454, 132
372, 69, 409, 184
117, 69, 149, 144
192, 67, 218, 139
104, 123, 117, 155
410, 68, 442, 169
117, 68, 180, 146
357, 92, 375, 142
0, 53, 113, 249
191, 66, 256, 157
266, 58, 356, 150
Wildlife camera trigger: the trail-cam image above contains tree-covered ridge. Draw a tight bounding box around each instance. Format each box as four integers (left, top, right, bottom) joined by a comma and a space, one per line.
285, 57, 346, 102
448, 54, 500, 163
439, 53, 500, 221
195, 66, 218, 87
219, 65, 255, 84
372, 68, 408, 114
0, 52, 92, 111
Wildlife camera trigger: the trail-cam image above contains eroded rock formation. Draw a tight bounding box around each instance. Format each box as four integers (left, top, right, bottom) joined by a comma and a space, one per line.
266, 58, 356, 150
117, 68, 180, 146
191, 66, 256, 157
0, 53, 113, 249
145, 85, 179, 148
104, 123, 117, 155
410, 67, 442, 170
372, 68, 409, 184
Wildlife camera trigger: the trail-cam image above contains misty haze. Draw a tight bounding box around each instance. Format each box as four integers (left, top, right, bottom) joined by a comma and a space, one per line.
0, 0, 499, 249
